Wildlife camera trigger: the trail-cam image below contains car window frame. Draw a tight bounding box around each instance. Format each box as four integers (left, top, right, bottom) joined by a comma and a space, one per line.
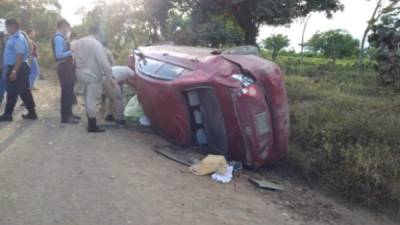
136, 55, 189, 81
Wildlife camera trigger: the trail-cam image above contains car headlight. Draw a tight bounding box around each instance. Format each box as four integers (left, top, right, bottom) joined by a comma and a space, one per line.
232, 73, 254, 87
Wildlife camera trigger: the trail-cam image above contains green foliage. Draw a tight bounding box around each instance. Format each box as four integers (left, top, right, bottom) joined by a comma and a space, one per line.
263, 34, 290, 60
307, 29, 360, 63
0, 0, 61, 41
175, 0, 343, 44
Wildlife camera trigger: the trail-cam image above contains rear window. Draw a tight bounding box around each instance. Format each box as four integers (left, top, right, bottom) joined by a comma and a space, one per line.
137, 56, 186, 81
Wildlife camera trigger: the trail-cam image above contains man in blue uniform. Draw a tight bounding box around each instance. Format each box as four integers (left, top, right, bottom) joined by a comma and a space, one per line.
0, 31, 6, 106
52, 19, 80, 124
0, 19, 37, 122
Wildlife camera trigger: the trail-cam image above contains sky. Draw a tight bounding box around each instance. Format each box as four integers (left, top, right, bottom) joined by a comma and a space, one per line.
59, 0, 388, 50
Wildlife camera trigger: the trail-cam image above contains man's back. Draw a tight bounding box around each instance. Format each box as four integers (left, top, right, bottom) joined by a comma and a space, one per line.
74, 35, 112, 79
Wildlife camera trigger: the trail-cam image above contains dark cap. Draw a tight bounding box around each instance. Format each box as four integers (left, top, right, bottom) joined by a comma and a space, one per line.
57, 19, 70, 29
5, 19, 19, 29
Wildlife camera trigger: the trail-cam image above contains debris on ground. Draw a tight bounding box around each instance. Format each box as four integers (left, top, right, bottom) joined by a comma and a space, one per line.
211, 165, 234, 183
189, 155, 228, 176
249, 177, 285, 191
139, 115, 151, 126
153, 145, 204, 166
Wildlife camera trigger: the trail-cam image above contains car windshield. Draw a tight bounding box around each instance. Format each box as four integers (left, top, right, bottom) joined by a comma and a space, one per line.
137, 56, 186, 81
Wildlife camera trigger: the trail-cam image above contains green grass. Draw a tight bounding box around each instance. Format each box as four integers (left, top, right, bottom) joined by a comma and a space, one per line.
285, 72, 400, 211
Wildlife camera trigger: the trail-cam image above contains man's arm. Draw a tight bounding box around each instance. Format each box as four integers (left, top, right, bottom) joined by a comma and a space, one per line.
10, 39, 25, 81
54, 36, 72, 60
95, 43, 113, 80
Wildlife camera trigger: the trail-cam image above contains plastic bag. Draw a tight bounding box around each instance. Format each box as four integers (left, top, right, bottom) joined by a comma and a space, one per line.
124, 95, 144, 123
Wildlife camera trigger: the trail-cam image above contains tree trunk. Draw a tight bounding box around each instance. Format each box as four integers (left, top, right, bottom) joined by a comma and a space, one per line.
230, 0, 258, 45
244, 25, 258, 45
358, 0, 382, 72
272, 50, 278, 61
300, 15, 312, 67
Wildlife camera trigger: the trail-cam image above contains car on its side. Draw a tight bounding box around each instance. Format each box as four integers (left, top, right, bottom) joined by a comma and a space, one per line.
129, 45, 289, 167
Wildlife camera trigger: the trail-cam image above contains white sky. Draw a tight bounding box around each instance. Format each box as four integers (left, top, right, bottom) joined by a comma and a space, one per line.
59, 0, 389, 50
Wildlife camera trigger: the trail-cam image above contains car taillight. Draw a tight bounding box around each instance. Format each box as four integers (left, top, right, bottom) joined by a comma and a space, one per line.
232, 73, 254, 87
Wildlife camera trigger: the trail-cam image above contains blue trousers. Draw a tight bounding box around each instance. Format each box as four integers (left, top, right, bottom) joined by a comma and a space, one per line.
0, 66, 7, 99
29, 57, 40, 89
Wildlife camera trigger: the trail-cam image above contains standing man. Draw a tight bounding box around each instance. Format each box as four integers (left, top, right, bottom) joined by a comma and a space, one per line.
74, 26, 118, 132
52, 19, 79, 124
0, 19, 37, 122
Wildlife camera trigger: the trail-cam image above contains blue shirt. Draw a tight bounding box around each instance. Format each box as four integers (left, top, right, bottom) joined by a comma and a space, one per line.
3, 31, 29, 65
54, 32, 72, 60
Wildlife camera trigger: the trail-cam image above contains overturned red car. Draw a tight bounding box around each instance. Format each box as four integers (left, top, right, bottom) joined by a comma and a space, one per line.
129, 45, 289, 167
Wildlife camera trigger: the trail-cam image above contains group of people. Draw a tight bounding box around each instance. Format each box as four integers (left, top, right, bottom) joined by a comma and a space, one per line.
0, 18, 136, 133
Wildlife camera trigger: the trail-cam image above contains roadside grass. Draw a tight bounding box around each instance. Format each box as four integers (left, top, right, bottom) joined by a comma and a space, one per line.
284, 71, 400, 214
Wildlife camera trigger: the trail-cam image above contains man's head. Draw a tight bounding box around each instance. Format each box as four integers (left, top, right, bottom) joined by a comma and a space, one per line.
57, 19, 71, 36
5, 19, 19, 35
27, 29, 36, 40
89, 26, 102, 40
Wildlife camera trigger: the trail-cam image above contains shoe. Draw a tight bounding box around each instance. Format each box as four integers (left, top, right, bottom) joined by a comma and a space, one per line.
0, 114, 13, 122
88, 118, 105, 133
72, 114, 81, 120
105, 114, 116, 122
61, 117, 80, 124
116, 120, 127, 126
22, 111, 38, 120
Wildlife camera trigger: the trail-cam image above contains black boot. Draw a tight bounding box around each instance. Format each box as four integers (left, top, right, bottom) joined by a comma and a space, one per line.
72, 114, 81, 120
0, 114, 13, 122
88, 118, 105, 133
105, 114, 116, 122
62, 115, 80, 124
22, 109, 38, 120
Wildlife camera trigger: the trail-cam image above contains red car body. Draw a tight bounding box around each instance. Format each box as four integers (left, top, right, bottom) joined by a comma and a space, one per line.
130, 45, 289, 167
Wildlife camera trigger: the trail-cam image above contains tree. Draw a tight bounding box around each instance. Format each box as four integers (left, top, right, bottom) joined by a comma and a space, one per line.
0, 0, 62, 41
359, 0, 399, 71
307, 29, 360, 66
175, 0, 344, 45
263, 34, 290, 60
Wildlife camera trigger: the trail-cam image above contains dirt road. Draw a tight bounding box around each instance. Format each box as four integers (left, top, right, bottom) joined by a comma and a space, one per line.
0, 79, 396, 225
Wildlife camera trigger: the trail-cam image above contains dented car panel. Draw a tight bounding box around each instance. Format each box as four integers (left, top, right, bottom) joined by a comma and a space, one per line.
132, 45, 289, 167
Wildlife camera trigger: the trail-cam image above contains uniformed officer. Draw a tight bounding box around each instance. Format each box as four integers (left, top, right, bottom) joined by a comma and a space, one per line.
74, 26, 118, 132
0, 31, 6, 106
52, 19, 80, 124
0, 19, 37, 122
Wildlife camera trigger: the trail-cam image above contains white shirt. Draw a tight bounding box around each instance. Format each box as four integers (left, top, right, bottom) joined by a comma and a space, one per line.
112, 66, 135, 83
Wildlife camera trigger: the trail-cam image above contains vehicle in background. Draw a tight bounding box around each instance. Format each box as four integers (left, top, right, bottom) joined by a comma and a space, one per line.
128, 45, 289, 167
0, 19, 5, 34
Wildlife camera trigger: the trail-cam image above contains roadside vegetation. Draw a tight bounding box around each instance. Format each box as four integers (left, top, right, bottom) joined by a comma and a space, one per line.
262, 46, 400, 215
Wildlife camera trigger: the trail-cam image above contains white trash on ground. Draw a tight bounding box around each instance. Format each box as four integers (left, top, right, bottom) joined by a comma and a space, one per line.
211, 165, 234, 184
139, 115, 151, 126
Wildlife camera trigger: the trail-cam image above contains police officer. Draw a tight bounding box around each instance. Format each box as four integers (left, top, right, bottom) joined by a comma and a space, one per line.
0, 19, 37, 122
0, 30, 6, 106
52, 19, 80, 124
